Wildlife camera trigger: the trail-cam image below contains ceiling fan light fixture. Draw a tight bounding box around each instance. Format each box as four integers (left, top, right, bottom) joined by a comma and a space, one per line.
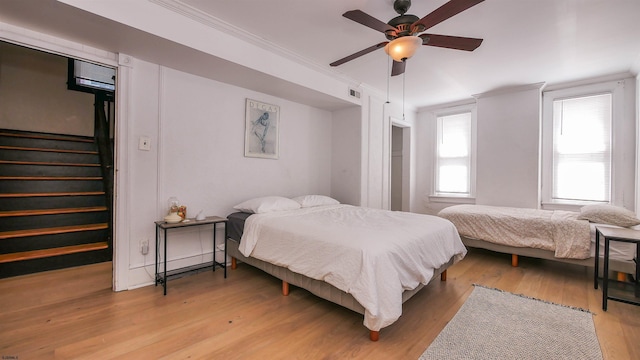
384, 36, 422, 62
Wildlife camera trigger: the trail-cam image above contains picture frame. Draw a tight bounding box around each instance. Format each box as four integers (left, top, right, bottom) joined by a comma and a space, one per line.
244, 98, 279, 159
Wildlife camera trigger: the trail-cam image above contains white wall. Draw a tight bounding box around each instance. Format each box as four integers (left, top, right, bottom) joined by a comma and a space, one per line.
361, 95, 386, 209
475, 84, 543, 208
125, 57, 161, 285
125, 61, 334, 287
414, 111, 432, 214
331, 106, 361, 206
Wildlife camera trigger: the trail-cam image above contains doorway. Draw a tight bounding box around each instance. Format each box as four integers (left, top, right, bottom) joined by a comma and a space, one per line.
0, 41, 115, 278
390, 121, 411, 211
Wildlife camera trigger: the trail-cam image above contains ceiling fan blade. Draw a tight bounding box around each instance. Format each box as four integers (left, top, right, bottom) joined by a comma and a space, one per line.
343, 10, 396, 33
330, 42, 388, 67
391, 60, 405, 76
412, 0, 484, 31
420, 34, 483, 51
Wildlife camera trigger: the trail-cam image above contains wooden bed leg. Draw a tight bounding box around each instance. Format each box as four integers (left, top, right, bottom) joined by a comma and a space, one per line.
511, 254, 519, 267
440, 270, 447, 281
231, 257, 237, 270
617, 272, 626, 282
369, 330, 379, 342
282, 281, 290, 296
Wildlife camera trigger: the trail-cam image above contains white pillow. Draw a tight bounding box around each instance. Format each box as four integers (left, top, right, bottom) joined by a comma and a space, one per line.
233, 196, 300, 214
291, 195, 339, 208
578, 204, 640, 228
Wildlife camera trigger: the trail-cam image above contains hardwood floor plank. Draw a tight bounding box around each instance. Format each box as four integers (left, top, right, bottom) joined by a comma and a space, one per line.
0, 249, 638, 359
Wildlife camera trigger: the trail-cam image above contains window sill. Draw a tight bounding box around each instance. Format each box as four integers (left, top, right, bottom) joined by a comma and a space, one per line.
428, 195, 476, 204
541, 200, 607, 212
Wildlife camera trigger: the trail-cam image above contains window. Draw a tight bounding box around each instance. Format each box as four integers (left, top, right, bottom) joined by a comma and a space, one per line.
542, 79, 629, 208
434, 108, 475, 198
551, 94, 611, 202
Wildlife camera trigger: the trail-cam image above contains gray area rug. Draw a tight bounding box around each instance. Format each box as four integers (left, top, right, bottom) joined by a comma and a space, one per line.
420, 285, 603, 360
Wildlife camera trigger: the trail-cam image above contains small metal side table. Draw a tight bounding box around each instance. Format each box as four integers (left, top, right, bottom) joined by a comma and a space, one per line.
155, 216, 228, 295
594, 226, 640, 310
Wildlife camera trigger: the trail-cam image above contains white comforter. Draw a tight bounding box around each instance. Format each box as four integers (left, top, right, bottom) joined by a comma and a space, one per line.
238, 204, 467, 331
438, 205, 592, 259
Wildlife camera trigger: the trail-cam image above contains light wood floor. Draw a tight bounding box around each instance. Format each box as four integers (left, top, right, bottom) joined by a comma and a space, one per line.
1, 248, 639, 359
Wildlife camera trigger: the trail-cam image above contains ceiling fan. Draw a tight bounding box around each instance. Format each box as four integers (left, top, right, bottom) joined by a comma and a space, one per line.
330, 0, 485, 76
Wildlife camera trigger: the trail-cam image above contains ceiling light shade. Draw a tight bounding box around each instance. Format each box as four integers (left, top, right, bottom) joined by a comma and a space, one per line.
384, 36, 422, 62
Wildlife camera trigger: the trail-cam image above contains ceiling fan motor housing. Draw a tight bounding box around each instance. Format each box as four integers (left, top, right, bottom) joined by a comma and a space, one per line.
386, 0, 425, 39
386, 14, 420, 39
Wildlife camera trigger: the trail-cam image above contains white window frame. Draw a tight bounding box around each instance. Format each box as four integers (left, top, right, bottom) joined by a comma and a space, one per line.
541, 80, 625, 209
430, 103, 477, 203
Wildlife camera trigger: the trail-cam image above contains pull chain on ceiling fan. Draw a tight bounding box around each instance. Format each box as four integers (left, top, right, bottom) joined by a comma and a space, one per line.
330, 0, 485, 76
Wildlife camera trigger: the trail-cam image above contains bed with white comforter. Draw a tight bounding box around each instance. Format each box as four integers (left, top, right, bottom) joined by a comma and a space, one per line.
438, 204, 638, 273
234, 203, 466, 336
438, 204, 591, 259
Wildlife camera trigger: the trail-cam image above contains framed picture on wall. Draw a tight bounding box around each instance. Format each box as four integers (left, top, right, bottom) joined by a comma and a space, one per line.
244, 98, 279, 159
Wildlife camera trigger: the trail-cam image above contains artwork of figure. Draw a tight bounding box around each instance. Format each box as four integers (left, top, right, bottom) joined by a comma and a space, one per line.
245, 99, 279, 159
252, 112, 270, 153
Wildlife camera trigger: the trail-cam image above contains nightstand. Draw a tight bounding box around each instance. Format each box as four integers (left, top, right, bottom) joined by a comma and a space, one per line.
594, 226, 640, 310
155, 216, 228, 295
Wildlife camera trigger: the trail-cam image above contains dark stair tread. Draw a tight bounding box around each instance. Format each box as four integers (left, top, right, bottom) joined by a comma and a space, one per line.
0, 191, 105, 198
0, 131, 93, 143
0, 206, 108, 217
0, 242, 109, 264
0, 176, 103, 180
0, 145, 98, 155
0, 223, 109, 240
0, 160, 100, 167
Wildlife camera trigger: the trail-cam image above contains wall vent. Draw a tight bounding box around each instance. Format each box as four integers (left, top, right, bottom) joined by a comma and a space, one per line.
349, 88, 361, 99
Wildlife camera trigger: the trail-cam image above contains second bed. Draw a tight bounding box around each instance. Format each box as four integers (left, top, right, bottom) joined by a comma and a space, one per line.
438, 204, 638, 275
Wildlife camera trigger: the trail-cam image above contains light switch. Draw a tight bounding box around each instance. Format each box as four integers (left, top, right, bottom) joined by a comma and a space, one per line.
138, 136, 151, 151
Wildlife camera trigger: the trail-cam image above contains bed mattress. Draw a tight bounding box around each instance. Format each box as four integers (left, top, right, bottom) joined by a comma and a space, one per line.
231, 204, 466, 331
227, 211, 251, 241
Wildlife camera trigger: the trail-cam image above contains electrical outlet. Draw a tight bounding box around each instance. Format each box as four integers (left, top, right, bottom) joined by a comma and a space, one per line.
140, 239, 149, 255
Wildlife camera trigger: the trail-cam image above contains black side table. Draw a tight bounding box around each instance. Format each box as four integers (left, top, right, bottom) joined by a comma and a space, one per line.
155, 216, 228, 295
594, 226, 640, 310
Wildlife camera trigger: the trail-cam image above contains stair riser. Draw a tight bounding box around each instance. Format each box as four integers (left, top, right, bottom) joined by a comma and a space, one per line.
0, 149, 99, 164
0, 249, 111, 279
0, 136, 96, 152
0, 180, 104, 193
0, 211, 109, 232
0, 164, 103, 177
0, 195, 107, 211
0, 229, 109, 254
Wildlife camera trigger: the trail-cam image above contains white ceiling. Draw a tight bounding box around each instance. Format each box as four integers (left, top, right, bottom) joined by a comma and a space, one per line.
178, 0, 640, 109
1, 0, 640, 110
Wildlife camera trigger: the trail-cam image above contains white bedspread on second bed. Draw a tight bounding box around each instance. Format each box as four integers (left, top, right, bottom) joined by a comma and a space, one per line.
438, 204, 592, 259
238, 204, 466, 331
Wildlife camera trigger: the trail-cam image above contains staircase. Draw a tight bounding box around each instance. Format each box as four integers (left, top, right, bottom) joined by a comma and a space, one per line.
0, 129, 112, 278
